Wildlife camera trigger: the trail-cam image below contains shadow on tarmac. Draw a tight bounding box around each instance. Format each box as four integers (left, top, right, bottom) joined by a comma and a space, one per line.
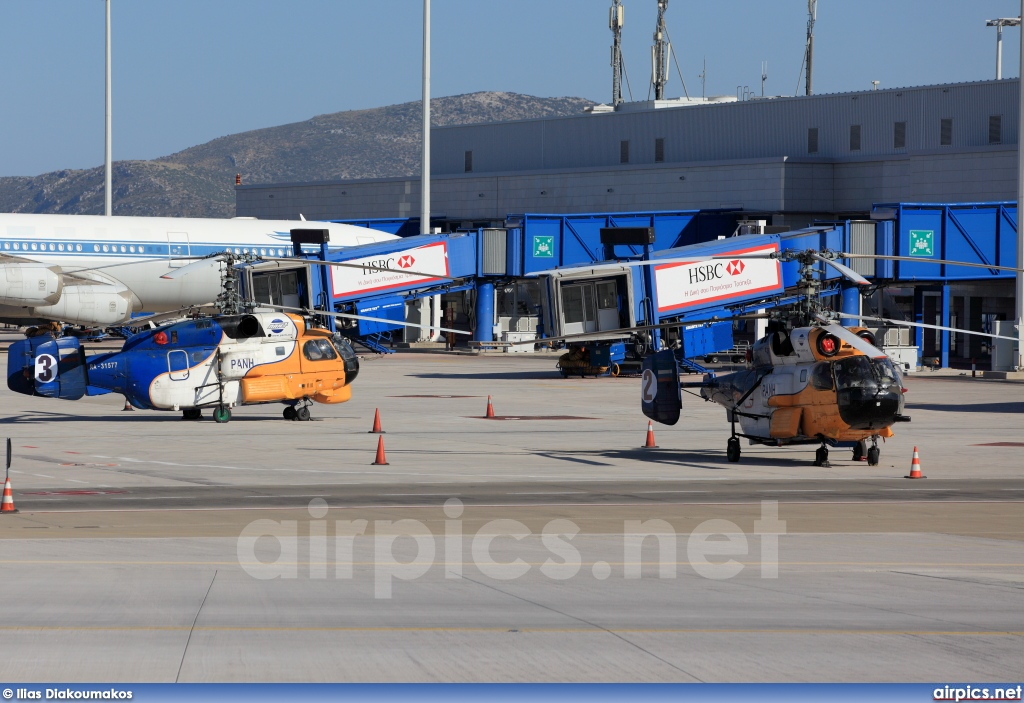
907, 401, 1024, 413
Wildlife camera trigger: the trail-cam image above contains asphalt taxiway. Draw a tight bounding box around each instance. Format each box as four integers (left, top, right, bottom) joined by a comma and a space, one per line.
0, 353, 1020, 681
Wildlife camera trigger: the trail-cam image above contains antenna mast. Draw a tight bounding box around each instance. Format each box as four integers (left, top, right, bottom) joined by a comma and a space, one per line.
804, 0, 816, 96
652, 0, 670, 100
610, 0, 624, 106
761, 61, 768, 97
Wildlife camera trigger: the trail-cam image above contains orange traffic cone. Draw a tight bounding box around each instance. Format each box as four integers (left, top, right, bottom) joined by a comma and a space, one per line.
368, 408, 385, 434
642, 421, 658, 449
905, 446, 926, 479
372, 435, 390, 466
1, 477, 17, 514
485, 395, 495, 419
122, 399, 135, 412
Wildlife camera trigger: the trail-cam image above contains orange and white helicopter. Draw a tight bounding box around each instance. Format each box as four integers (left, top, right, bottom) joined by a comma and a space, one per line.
534, 246, 1021, 466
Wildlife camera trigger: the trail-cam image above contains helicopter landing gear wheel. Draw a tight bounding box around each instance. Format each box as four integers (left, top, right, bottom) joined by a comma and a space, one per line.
867, 446, 881, 466
283, 406, 297, 421
295, 406, 311, 422
726, 437, 741, 463
182, 408, 202, 421
813, 444, 831, 467
213, 406, 231, 424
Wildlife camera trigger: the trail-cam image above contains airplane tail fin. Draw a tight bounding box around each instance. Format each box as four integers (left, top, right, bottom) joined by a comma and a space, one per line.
640, 349, 682, 426
6, 336, 87, 400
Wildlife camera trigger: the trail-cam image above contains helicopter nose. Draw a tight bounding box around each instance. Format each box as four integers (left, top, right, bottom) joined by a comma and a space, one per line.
836, 387, 904, 431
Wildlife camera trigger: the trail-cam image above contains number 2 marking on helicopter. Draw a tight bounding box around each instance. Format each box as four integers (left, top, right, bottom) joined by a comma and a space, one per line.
641, 369, 657, 403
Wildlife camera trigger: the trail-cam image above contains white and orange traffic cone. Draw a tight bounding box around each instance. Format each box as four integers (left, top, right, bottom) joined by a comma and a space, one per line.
122, 399, 135, 412
642, 421, 658, 449
1, 477, 17, 514
905, 446, 926, 479
372, 435, 390, 466
368, 408, 385, 434
485, 395, 495, 419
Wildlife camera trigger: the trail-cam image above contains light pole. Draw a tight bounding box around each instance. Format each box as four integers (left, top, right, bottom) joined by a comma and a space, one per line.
420, 0, 430, 236
987, 17, 1021, 80
104, 0, 112, 216
1017, 2, 1024, 370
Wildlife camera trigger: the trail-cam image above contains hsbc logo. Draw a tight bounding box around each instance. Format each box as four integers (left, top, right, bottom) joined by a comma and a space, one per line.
726, 260, 745, 276
397, 255, 415, 269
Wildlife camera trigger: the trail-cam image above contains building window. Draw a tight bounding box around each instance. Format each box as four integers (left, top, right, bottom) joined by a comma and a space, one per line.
464, 150, 473, 172
894, 121, 907, 149
849, 124, 861, 151
940, 118, 953, 146
807, 127, 819, 154
654, 137, 665, 163
620, 140, 630, 164
989, 115, 1002, 145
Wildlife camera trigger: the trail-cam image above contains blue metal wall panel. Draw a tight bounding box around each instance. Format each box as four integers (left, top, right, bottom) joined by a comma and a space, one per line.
880, 203, 1018, 281
518, 210, 736, 274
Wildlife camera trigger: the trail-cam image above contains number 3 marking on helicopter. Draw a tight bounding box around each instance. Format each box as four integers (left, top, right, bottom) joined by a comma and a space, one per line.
34, 354, 57, 383
641, 369, 657, 403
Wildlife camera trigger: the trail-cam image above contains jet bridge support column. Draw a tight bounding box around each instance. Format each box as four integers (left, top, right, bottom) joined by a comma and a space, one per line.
913, 287, 925, 368
941, 283, 951, 369
642, 243, 661, 350
474, 282, 495, 342
840, 286, 860, 327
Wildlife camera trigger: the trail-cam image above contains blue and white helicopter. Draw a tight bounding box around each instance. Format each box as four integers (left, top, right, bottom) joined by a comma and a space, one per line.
6, 250, 468, 423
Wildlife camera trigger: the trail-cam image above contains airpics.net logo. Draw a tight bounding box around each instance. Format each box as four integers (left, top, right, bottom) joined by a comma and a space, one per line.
267, 318, 289, 334
236, 499, 787, 599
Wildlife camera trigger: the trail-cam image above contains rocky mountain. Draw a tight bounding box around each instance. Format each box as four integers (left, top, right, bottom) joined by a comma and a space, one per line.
0, 92, 595, 219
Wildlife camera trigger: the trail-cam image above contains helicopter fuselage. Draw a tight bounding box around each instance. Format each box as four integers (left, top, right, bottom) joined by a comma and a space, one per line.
701, 326, 908, 445
7, 312, 360, 418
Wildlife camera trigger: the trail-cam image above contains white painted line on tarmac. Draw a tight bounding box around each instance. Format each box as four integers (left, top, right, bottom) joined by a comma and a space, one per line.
111, 496, 191, 500
32, 474, 55, 479
65, 479, 87, 484
634, 490, 710, 494
879, 488, 961, 491
243, 494, 329, 499
757, 489, 836, 493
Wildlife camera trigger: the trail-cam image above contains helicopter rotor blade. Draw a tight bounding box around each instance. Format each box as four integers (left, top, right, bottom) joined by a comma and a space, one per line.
854, 315, 1019, 342
118, 304, 220, 329
257, 303, 470, 336
823, 323, 888, 359
812, 313, 888, 358
504, 312, 769, 346
282, 258, 455, 282
529, 249, 780, 277
839, 253, 1024, 274
810, 254, 871, 286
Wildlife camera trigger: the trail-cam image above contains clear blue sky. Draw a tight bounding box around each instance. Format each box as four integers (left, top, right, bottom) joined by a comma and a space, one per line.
1, 0, 1021, 177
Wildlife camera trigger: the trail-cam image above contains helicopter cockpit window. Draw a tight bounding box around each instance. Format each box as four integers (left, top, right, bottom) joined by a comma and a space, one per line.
810, 362, 834, 390
303, 338, 338, 361
871, 358, 902, 387
833, 356, 872, 390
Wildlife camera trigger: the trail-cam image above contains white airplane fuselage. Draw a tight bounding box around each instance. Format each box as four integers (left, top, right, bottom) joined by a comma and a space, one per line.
0, 213, 397, 325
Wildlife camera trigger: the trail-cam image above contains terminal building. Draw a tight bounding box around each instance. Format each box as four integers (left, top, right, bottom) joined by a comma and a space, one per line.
235, 79, 1022, 370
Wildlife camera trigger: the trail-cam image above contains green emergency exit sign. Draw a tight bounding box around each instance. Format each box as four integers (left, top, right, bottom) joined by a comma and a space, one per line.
908, 230, 934, 257
532, 235, 554, 258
